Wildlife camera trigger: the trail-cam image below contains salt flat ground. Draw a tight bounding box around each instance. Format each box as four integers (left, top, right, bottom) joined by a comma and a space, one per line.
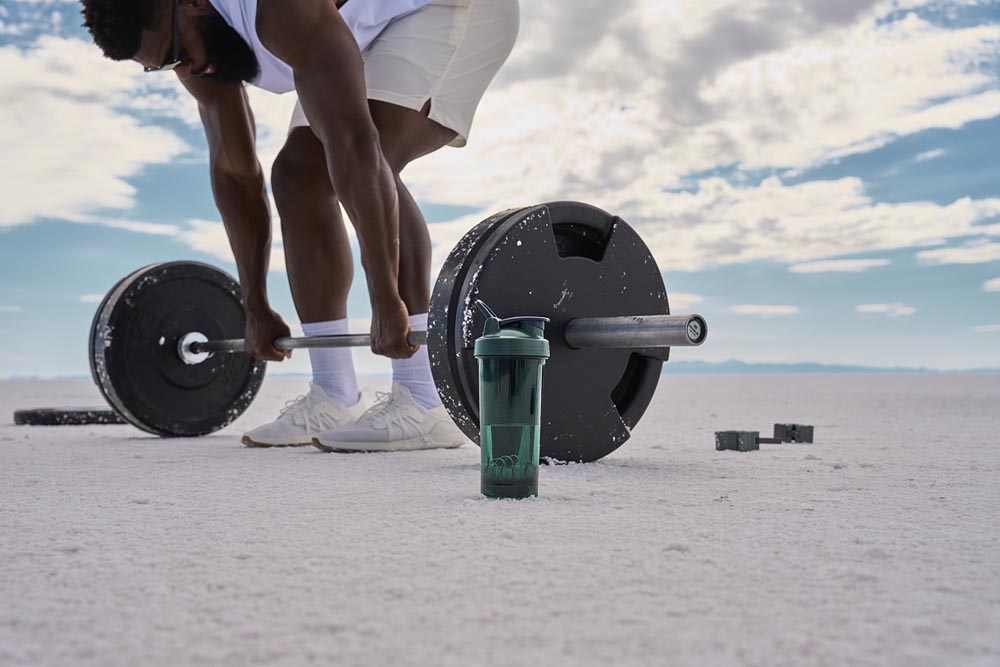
1, 374, 998, 667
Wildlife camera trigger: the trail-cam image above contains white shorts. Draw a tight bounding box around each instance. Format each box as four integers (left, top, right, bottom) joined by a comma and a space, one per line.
289, 0, 520, 147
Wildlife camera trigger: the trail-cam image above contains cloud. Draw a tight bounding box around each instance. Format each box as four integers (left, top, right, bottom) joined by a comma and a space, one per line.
6, 0, 1000, 283
917, 241, 1000, 265
914, 149, 946, 163
78, 294, 104, 304
73, 215, 181, 236
669, 293, 705, 311
729, 304, 799, 317
789, 258, 891, 273
178, 218, 289, 273
402, 2, 1000, 270
627, 178, 1000, 271
0, 306, 23, 313
856, 303, 917, 316
985, 278, 1000, 292
972, 324, 1000, 333
0, 37, 190, 229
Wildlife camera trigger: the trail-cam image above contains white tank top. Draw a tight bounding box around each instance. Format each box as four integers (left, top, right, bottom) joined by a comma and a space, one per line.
207, 0, 436, 94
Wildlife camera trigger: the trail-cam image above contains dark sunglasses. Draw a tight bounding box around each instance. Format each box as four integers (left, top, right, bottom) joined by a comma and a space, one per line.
144, 0, 186, 72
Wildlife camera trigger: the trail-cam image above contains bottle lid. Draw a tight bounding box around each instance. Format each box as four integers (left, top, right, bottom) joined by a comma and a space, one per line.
473, 300, 551, 359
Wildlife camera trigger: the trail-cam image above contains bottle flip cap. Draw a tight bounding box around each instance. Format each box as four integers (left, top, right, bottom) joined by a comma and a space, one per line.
473, 300, 551, 359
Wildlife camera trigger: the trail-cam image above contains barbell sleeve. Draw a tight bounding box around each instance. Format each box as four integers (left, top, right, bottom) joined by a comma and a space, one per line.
564, 314, 707, 349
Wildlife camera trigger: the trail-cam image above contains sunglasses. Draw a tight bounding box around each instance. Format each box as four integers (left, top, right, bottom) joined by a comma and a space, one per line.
144, 0, 186, 72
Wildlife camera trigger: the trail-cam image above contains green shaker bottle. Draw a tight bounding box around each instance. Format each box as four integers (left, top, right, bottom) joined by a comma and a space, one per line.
473, 300, 550, 499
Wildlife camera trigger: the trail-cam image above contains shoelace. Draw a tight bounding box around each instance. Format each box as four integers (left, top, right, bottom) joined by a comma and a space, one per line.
357, 390, 425, 432
279, 384, 339, 433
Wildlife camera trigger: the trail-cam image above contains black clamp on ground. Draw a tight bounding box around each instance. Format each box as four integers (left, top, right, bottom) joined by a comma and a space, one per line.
716, 424, 815, 452
772, 423, 814, 443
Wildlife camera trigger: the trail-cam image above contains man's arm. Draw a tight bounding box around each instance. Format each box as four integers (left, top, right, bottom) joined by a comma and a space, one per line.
256, 0, 415, 359
180, 75, 289, 360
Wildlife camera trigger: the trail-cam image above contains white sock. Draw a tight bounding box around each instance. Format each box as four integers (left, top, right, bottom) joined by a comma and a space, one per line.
392, 312, 441, 409
301, 318, 360, 407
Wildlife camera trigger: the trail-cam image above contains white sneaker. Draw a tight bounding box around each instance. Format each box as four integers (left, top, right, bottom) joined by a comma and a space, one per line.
313, 382, 468, 453
242, 383, 367, 447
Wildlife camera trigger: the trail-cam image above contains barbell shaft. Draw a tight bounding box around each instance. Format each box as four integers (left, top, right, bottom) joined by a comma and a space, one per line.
190, 331, 429, 354
564, 314, 707, 349
187, 313, 707, 356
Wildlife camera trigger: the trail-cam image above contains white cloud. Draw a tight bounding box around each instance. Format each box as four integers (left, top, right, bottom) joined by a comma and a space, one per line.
914, 149, 946, 163
401, 2, 1000, 270
729, 304, 799, 317
985, 278, 1000, 292
972, 324, 1000, 333
78, 294, 103, 304
178, 219, 287, 273
669, 293, 705, 311
917, 241, 1000, 265
0, 306, 23, 313
789, 258, 891, 273
629, 178, 1000, 271
0, 37, 190, 229
856, 303, 917, 317
6, 1, 1000, 282
73, 215, 181, 236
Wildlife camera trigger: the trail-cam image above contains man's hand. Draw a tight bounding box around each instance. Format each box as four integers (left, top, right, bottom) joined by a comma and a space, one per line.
371, 296, 417, 359
244, 305, 292, 361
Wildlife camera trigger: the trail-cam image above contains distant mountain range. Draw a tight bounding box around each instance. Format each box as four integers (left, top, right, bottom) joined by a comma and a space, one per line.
662, 360, 1000, 374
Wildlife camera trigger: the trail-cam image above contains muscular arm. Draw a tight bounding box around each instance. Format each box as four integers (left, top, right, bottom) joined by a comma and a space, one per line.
256, 0, 405, 324
180, 75, 289, 360
180, 76, 272, 314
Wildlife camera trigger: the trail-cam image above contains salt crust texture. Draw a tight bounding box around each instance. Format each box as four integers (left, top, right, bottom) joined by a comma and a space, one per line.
1, 374, 999, 666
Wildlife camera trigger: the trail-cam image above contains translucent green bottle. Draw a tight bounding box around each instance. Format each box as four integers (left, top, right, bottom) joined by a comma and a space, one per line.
473, 301, 550, 499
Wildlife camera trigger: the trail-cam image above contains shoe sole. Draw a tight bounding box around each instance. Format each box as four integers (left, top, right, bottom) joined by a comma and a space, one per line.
242, 436, 315, 448
312, 437, 466, 453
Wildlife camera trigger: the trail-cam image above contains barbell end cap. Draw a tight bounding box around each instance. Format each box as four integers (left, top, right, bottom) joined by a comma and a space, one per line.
685, 315, 708, 346
178, 332, 212, 365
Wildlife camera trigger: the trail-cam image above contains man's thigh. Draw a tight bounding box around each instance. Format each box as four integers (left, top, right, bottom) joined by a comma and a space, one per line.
281, 99, 456, 180
369, 99, 458, 171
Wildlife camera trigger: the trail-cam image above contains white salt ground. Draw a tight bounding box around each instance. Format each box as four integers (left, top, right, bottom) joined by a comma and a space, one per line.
1, 374, 999, 667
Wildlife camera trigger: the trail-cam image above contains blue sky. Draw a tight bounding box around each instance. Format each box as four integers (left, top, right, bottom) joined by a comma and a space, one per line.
1, 0, 999, 378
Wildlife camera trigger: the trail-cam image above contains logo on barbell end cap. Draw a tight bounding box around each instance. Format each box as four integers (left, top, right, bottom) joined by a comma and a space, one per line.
687, 320, 703, 342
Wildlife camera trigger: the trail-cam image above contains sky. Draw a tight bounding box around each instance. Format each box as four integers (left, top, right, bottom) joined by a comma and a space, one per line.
0, 0, 999, 378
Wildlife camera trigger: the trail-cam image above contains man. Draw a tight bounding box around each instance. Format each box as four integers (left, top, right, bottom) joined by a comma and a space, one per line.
80, 0, 519, 451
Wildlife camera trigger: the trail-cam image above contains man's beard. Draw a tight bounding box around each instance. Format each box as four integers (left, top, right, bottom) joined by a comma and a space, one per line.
195, 13, 260, 85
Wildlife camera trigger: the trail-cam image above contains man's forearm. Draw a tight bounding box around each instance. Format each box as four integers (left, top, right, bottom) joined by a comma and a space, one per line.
210, 164, 273, 311
327, 135, 402, 307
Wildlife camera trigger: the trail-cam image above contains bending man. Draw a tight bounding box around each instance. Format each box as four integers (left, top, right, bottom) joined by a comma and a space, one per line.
81, 0, 519, 451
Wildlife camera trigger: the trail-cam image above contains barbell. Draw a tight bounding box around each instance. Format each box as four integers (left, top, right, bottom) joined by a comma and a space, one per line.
89, 201, 708, 462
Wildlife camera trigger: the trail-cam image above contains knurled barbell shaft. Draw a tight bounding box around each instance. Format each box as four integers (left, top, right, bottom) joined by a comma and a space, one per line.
188, 313, 707, 356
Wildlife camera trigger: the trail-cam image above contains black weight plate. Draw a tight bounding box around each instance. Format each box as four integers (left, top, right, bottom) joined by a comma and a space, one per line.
90, 262, 266, 436
430, 201, 670, 463
429, 206, 525, 439
13, 408, 126, 426
88, 271, 131, 394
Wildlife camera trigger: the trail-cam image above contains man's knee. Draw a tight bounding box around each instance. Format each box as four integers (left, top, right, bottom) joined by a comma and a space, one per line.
271, 129, 332, 209
370, 101, 456, 174
377, 138, 411, 176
